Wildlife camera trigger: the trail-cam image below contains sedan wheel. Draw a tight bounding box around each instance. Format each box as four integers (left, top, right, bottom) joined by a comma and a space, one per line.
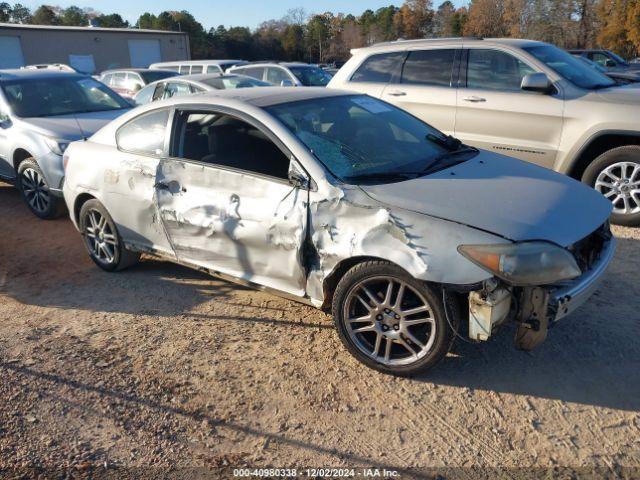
332, 261, 455, 376
79, 199, 140, 272
344, 276, 437, 366
84, 208, 118, 265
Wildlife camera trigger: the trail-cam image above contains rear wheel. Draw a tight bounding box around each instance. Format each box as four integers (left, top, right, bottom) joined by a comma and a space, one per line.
332, 261, 455, 376
17, 158, 64, 219
79, 199, 140, 272
582, 146, 640, 227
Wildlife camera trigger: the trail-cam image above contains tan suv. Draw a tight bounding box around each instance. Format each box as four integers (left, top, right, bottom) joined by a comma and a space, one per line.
329, 38, 640, 226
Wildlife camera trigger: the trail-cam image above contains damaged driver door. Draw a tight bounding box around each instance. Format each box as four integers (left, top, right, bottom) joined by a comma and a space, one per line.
154, 108, 309, 297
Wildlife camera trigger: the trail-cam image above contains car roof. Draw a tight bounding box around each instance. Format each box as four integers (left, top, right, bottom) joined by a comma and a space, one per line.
0, 69, 87, 81
353, 37, 548, 54
233, 62, 310, 68
102, 68, 174, 74
175, 86, 352, 107
154, 59, 245, 65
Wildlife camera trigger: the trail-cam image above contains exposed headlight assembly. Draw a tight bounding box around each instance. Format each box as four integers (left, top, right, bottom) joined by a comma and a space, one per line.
44, 137, 70, 156
458, 242, 582, 286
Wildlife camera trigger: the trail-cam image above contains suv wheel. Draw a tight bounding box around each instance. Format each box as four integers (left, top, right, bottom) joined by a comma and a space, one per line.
79, 199, 140, 272
17, 158, 64, 219
332, 260, 455, 376
582, 145, 640, 227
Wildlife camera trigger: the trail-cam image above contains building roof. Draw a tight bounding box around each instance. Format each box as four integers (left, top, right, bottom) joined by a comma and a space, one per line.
0, 22, 187, 35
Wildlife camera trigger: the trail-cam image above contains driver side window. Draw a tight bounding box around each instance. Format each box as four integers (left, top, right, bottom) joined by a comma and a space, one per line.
467, 49, 535, 91
171, 109, 291, 180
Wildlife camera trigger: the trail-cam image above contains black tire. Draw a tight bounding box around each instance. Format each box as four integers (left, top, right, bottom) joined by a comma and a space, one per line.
582, 145, 640, 227
17, 158, 65, 219
331, 260, 456, 376
79, 199, 140, 272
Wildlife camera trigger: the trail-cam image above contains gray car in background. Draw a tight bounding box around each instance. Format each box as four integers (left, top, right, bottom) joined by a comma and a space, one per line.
0, 70, 130, 218
133, 73, 272, 106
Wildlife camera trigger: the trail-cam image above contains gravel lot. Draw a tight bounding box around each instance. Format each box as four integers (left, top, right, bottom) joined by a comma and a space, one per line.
1, 180, 639, 478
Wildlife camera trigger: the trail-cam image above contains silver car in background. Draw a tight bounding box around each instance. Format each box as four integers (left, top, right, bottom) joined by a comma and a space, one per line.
0, 70, 130, 218
133, 73, 272, 106
62, 88, 615, 375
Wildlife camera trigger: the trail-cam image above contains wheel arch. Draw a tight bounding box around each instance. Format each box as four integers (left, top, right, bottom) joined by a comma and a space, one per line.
319, 256, 411, 310
568, 132, 640, 180
73, 192, 97, 225
12, 148, 33, 171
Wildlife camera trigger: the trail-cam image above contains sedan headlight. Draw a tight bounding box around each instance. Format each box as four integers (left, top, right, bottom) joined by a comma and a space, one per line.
458, 242, 581, 286
44, 137, 70, 156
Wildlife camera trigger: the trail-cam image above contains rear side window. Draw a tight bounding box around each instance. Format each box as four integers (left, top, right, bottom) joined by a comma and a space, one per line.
401, 49, 455, 87
236, 67, 265, 80
350, 52, 405, 83
191, 65, 203, 74
117, 109, 169, 156
179, 65, 191, 74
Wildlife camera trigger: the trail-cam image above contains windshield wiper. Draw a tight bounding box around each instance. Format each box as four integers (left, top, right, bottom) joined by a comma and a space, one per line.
343, 172, 417, 183
420, 145, 479, 175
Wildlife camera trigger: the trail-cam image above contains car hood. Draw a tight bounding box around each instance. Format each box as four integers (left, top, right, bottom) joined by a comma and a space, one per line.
359, 151, 612, 247
594, 83, 640, 103
24, 109, 129, 141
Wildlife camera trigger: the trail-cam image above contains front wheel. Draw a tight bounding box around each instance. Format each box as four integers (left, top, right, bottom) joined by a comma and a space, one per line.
79, 199, 140, 272
17, 158, 64, 219
582, 146, 640, 227
332, 261, 455, 376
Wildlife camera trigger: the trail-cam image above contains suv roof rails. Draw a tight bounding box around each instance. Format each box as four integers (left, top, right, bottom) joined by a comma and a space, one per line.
371, 36, 483, 47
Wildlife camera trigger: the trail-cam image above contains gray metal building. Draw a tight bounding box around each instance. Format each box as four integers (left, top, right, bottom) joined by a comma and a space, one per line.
0, 23, 190, 73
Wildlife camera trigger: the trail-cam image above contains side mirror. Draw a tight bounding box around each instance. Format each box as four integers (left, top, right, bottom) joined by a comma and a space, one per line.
521, 73, 553, 94
288, 160, 310, 189
604, 59, 616, 68
280, 79, 294, 87
0, 112, 11, 129
133, 83, 143, 92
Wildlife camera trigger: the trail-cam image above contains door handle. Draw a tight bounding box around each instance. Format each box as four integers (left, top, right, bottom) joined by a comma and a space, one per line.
463, 96, 486, 103
387, 90, 407, 97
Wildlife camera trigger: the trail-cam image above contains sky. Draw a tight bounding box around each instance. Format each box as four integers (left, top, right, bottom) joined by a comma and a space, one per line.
19, 0, 464, 30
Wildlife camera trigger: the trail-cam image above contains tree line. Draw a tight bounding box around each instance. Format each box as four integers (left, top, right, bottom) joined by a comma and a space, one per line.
1, 0, 638, 61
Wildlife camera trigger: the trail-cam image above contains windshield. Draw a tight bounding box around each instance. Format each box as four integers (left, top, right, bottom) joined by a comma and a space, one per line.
201, 75, 270, 89
1, 76, 130, 117
607, 50, 628, 65
140, 70, 179, 84
266, 95, 472, 184
524, 45, 616, 89
288, 66, 333, 86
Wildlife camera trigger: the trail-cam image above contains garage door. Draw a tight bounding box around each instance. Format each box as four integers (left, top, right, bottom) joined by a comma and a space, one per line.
0, 36, 25, 69
128, 39, 162, 68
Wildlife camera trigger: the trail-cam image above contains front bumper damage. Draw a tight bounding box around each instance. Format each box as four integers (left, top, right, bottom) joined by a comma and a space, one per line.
463, 232, 616, 350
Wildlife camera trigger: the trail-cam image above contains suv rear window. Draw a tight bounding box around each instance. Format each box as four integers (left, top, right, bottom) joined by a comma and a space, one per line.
350, 52, 405, 83
401, 49, 455, 87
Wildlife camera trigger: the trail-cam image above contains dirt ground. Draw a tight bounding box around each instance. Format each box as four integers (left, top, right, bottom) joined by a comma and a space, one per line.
1, 180, 639, 479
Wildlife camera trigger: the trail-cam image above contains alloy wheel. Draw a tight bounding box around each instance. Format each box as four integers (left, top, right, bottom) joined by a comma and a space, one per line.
83, 209, 117, 264
595, 161, 640, 215
343, 276, 437, 366
20, 167, 50, 214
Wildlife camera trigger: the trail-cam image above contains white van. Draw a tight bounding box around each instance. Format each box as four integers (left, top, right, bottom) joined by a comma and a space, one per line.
149, 60, 247, 75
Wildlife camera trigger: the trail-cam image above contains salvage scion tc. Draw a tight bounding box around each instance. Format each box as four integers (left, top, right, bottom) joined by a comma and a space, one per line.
62, 88, 615, 375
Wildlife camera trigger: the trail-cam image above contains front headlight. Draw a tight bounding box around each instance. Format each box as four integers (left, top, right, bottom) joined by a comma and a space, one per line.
458, 242, 581, 286
44, 137, 70, 156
